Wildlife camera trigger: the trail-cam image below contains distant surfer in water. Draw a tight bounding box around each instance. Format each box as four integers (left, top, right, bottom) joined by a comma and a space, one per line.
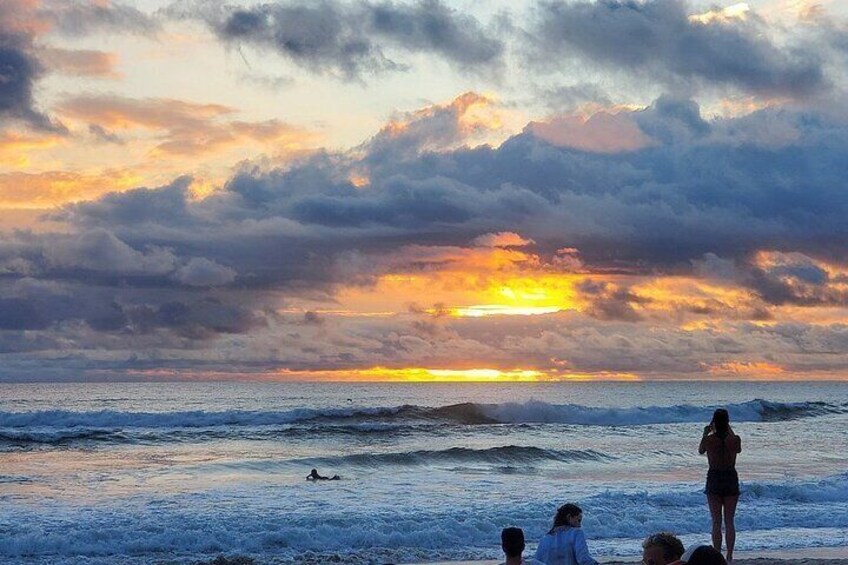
306, 468, 340, 481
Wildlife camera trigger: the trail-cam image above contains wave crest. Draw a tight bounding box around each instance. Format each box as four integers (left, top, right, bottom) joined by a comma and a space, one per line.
302, 445, 611, 468
1, 399, 842, 448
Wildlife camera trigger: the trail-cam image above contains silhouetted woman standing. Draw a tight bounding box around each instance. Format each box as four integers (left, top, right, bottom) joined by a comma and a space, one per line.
699, 408, 741, 562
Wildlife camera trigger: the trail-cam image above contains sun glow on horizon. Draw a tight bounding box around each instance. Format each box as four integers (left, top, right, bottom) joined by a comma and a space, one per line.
451, 305, 563, 317
267, 367, 643, 382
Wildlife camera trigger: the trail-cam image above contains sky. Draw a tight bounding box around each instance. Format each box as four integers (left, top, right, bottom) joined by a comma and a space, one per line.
2, 0, 848, 382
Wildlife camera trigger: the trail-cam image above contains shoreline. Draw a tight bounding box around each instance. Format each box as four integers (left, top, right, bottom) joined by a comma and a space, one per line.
417, 546, 848, 565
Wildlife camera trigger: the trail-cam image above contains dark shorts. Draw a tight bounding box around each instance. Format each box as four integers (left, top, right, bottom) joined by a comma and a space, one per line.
705, 468, 739, 497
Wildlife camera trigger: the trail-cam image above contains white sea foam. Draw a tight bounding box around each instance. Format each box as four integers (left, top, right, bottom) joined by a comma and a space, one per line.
1, 473, 846, 564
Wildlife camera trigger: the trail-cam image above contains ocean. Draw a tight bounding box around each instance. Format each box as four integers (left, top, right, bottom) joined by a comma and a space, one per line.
1, 381, 846, 564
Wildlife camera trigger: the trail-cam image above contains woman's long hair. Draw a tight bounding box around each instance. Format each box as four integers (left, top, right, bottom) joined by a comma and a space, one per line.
712, 409, 730, 440
549, 503, 582, 534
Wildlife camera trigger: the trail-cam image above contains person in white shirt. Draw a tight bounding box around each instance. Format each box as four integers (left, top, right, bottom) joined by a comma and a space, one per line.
534, 503, 599, 565
501, 527, 542, 565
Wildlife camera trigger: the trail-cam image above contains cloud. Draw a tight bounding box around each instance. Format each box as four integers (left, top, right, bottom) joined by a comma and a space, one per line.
526, 110, 656, 153
0, 276, 263, 339
38, 47, 121, 78
41, 94, 848, 283
0, 168, 142, 207
366, 0, 504, 68
576, 280, 649, 322
37, 0, 158, 37
4, 91, 848, 379
173, 257, 237, 287
88, 124, 123, 144
365, 92, 508, 157
530, 0, 827, 98
0, 130, 62, 166
0, 4, 57, 130
57, 177, 194, 227
58, 95, 234, 130
203, 0, 504, 80
0, 1, 155, 131
42, 229, 178, 275
472, 232, 534, 248
56, 94, 317, 157
748, 251, 848, 306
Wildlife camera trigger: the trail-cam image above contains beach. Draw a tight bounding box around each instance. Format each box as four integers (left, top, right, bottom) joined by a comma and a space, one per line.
420, 546, 848, 564
196, 547, 848, 564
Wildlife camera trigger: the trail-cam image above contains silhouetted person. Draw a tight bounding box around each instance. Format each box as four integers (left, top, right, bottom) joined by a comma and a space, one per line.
699, 408, 741, 561
642, 532, 685, 565
500, 527, 541, 565
682, 545, 728, 565
306, 468, 339, 481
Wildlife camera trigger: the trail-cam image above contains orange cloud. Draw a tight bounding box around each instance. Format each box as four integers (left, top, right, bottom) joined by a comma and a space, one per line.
153, 119, 316, 158
333, 242, 589, 318
376, 91, 523, 151
634, 276, 768, 321
0, 131, 64, 167
56, 95, 318, 159
707, 361, 786, 377
526, 110, 655, 153
58, 96, 234, 131
0, 169, 143, 208
0, 0, 49, 35
39, 47, 121, 78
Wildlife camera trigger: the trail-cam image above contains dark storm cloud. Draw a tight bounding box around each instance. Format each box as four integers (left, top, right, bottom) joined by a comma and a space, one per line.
39, 95, 848, 283
0, 277, 264, 339
0, 43, 45, 127
0, 1, 155, 129
748, 253, 848, 307
117, 298, 265, 338
207, 0, 503, 79
0, 221, 237, 290
218, 2, 397, 79
530, 0, 826, 98
58, 177, 194, 227
367, 0, 503, 68
576, 280, 650, 322
0, 15, 56, 130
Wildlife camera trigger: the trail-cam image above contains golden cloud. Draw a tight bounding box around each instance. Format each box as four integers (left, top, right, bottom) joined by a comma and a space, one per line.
0, 131, 64, 167
0, 169, 143, 208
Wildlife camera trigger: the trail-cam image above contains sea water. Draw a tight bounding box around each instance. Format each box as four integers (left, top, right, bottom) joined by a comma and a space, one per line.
0, 381, 846, 564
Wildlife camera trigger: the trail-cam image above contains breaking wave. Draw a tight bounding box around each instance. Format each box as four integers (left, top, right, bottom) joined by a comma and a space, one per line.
1, 399, 844, 448
300, 445, 612, 468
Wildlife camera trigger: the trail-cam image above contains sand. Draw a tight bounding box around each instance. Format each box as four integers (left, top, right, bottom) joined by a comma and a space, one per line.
418, 546, 847, 565
421, 561, 846, 565
421, 559, 847, 565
